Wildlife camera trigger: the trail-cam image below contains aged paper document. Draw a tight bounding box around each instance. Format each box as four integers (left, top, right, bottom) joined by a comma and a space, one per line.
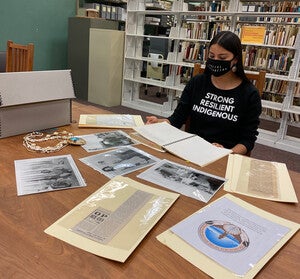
78, 114, 144, 128
45, 176, 179, 262
157, 194, 300, 279
224, 154, 298, 203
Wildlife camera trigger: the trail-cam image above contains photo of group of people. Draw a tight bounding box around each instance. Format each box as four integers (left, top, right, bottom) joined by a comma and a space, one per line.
15, 155, 86, 196
138, 159, 226, 202
80, 146, 159, 178
80, 130, 135, 152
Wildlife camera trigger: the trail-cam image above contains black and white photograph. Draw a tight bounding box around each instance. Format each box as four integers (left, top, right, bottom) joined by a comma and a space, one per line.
137, 159, 226, 202
80, 146, 160, 178
15, 155, 86, 196
80, 130, 135, 152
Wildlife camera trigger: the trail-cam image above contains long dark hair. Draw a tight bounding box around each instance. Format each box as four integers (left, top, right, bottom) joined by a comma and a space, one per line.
205, 31, 249, 82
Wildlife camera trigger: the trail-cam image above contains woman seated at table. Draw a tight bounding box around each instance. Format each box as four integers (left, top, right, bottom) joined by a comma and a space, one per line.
146, 31, 262, 155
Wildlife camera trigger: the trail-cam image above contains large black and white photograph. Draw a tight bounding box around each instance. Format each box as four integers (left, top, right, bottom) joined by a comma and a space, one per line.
138, 159, 226, 202
80, 130, 135, 152
80, 146, 160, 178
15, 155, 86, 196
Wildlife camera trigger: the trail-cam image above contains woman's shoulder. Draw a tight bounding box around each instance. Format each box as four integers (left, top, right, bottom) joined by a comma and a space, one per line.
241, 79, 260, 96
189, 73, 209, 87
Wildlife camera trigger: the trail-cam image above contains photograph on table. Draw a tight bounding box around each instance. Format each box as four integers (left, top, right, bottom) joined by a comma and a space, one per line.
138, 159, 226, 202
15, 154, 86, 196
80, 146, 160, 178
80, 130, 136, 152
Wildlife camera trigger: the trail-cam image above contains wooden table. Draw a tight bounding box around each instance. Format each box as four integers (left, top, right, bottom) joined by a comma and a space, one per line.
0, 100, 299, 279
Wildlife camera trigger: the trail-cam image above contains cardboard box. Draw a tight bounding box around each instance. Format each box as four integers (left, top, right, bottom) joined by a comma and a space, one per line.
0, 70, 75, 138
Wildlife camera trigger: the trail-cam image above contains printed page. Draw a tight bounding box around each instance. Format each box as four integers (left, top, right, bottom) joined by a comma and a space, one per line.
45, 176, 179, 262
157, 194, 300, 279
133, 122, 194, 147
224, 154, 298, 203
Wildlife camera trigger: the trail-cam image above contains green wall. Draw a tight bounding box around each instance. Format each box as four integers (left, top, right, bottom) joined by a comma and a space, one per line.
0, 0, 77, 70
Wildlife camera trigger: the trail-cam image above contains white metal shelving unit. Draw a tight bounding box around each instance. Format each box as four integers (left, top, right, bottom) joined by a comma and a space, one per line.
122, 0, 300, 154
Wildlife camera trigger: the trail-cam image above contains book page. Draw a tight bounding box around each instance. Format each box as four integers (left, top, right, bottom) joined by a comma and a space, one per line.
133, 122, 193, 147
129, 132, 165, 152
165, 136, 232, 167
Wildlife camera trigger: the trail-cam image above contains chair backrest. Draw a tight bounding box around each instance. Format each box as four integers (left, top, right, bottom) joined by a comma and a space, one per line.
193, 63, 204, 77
245, 70, 266, 97
6, 40, 34, 72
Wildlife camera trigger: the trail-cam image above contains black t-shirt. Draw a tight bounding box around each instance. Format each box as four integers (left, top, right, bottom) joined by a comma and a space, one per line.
168, 73, 262, 151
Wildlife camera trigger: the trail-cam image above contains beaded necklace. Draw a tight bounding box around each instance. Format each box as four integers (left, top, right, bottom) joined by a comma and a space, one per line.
23, 131, 85, 153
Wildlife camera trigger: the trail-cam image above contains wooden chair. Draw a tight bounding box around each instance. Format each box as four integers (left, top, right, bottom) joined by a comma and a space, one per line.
6, 40, 34, 72
245, 70, 266, 97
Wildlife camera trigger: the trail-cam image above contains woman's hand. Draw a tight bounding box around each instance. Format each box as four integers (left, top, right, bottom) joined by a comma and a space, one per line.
212, 143, 224, 148
146, 116, 170, 125
146, 116, 159, 124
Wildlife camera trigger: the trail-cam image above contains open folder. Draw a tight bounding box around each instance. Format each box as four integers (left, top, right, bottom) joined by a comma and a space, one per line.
157, 194, 300, 279
45, 176, 179, 262
133, 122, 232, 167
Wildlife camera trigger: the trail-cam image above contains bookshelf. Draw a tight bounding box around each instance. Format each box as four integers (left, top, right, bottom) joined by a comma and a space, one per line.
77, 0, 127, 21
121, 0, 300, 154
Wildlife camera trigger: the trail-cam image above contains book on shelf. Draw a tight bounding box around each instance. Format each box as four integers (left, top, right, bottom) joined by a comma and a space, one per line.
157, 194, 300, 279
133, 122, 232, 167
224, 154, 298, 203
78, 114, 145, 128
45, 176, 179, 262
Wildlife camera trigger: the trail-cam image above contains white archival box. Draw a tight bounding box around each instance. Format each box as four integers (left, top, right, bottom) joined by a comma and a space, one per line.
0, 70, 75, 138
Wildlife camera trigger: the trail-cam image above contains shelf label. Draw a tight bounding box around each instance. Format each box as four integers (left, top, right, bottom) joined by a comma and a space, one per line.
241, 26, 266, 45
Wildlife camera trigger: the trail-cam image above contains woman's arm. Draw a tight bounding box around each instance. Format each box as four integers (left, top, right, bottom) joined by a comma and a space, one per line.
145, 116, 170, 124
231, 143, 248, 155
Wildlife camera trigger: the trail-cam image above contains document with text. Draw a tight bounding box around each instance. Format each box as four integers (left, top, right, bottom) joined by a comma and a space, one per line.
157, 194, 300, 279
45, 176, 179, 262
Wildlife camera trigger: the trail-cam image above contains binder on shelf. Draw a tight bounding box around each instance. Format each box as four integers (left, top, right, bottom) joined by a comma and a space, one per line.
0, 70, 75, 138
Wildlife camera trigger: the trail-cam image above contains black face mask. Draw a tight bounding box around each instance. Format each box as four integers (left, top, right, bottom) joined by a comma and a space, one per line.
206, 58, 235, 77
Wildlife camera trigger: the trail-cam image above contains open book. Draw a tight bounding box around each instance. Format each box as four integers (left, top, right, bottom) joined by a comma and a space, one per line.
78, 114, 144, 128
133, 122, 232, 167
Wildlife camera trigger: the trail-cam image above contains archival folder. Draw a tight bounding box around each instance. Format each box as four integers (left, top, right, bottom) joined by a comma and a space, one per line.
133, 122, 232, 167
